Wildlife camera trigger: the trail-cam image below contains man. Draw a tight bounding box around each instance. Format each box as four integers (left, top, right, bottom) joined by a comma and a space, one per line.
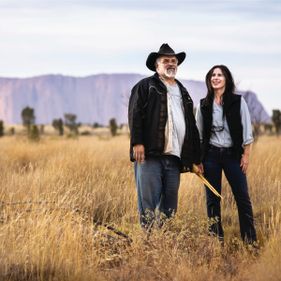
128, 43, 202, 229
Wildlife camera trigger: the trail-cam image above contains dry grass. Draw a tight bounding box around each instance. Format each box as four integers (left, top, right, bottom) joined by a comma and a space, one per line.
0, 135, 280, 281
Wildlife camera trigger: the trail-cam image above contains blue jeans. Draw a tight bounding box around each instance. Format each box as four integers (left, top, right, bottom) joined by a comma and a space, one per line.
203, 145, 257, 243
134, 155, 181, 228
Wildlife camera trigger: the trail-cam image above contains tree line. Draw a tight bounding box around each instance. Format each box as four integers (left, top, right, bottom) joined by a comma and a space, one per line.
1, 106, 280, 140
0, 106, 120, 140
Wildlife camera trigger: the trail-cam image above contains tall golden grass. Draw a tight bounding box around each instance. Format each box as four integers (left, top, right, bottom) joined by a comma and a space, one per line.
0, 135, 280, 281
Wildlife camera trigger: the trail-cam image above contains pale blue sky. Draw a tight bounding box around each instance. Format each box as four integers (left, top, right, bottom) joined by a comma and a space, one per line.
0, 0, 280, 113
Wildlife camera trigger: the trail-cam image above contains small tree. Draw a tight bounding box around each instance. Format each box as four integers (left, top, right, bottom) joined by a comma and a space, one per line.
272, 109, 281, 136
93, 122, 101, 128
29, 124, 40, 141
52, 118, 64, 136
109, 118, 118, 137
21, 106, 35, 133
64, 113, 79, 136
9, 127, 15, 136
0, 120, 4, 137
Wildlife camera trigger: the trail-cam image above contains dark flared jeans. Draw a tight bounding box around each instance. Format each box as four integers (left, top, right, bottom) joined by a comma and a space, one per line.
203, 145, 257, 243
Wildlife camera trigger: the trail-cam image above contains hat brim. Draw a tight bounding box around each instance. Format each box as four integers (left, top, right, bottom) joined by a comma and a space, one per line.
146, 52, 186, 71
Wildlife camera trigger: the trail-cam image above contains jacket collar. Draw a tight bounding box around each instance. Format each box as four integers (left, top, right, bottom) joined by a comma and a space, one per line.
152, 72, 186, 93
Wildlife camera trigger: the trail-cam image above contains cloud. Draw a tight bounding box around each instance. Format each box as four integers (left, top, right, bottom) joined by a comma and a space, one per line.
0, 0, 280, 112
1, 2, 280, 55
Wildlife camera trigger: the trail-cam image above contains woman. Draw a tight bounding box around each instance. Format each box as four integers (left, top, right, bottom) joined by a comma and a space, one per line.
196, 65, 257, 244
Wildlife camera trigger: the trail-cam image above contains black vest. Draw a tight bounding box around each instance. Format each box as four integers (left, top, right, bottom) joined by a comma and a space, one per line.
200, 94, 244, 160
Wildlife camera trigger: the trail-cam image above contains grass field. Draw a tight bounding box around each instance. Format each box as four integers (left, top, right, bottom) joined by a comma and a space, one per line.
0, 135, 280, 281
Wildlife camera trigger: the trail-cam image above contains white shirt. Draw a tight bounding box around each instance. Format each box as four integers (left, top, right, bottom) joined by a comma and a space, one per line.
163, 83, 186, 158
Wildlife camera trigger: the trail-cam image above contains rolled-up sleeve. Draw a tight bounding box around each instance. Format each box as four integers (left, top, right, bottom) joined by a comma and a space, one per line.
195, 103, 203, 142
240, 97, 254, 146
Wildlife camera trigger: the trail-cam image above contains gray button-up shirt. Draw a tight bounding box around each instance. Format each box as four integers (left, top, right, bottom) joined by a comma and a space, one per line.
195, 96, 253, 148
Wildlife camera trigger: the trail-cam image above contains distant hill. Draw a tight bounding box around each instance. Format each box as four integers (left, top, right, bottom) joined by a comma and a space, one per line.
0, 74, 271, 125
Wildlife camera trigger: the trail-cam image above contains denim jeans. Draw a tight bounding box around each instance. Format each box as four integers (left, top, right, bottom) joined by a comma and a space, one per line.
203, 145, 257, 243
134, 155, 181, 228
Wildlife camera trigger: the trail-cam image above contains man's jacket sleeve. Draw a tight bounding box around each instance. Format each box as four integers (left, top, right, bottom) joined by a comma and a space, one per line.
128, 82, 147, 146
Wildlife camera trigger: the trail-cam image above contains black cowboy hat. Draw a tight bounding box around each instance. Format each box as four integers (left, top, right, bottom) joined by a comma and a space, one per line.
146, 43, 186, 71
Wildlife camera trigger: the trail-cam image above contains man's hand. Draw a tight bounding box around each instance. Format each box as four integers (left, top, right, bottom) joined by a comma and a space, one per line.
192, 163, 204, 174
133, 144, 145, 163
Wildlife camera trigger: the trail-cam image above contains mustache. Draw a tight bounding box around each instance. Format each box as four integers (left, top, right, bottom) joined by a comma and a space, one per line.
167, 66, 176, 71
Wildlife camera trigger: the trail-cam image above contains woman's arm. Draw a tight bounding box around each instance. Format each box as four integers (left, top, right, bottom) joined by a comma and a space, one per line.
240, 97, 253, 173
241, 143, 251, 173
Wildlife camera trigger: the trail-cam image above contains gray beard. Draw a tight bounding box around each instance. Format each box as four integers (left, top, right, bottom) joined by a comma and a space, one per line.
165, 69, 177, 78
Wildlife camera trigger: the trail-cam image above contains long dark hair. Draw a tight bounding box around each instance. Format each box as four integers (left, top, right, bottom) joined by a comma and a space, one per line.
205, 65, 236, 106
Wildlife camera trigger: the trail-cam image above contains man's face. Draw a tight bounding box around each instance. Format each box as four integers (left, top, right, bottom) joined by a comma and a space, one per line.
156, 55, 178, 79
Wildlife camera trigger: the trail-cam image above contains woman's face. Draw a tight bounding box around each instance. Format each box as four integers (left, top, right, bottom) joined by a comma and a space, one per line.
211, 67, 226, 92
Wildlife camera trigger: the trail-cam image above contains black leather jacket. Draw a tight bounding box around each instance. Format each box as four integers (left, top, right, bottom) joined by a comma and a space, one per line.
128, 73, 200, 173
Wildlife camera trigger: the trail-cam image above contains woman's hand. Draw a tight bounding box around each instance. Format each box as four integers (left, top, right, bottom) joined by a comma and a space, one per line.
241, 144, 251, 174
240, 153, 249, 174
192, 163, 204, 174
